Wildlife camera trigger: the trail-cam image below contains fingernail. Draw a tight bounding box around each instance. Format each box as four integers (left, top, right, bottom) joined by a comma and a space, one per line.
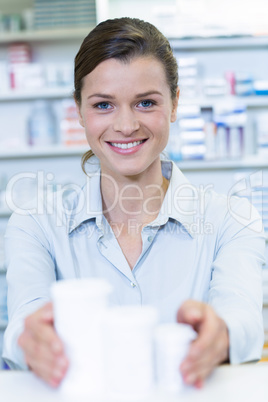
189, 345, 200, 358
49, 379, 59, 388
53, 368, 64, 380
180, 362, 191, 374
190, 308, 202, 320
52, 341, 62, 353
57, 356, 68, 369
185, 373, 196, 385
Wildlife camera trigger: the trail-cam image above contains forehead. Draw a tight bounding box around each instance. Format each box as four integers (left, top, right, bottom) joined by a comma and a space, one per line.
82, 56, 169, 92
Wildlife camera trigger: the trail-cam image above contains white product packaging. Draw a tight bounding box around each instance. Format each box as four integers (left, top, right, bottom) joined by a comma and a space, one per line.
50, 278, 112, 398
229, 127, 243, 159
216, 124, 228, 160
103, 306, 158, 400
28, 100, 56, 146
155, 323, 197, 394
204, 122, 216, 160
0, 62, 9, 93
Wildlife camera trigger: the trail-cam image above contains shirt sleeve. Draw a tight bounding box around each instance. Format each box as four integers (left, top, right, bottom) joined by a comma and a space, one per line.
2, 210, 56, 369
208, 195, 266, 364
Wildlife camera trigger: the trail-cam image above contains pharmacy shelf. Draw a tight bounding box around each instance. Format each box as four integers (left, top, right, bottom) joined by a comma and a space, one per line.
1, 91, 268, 107
170, 35, 268, 50
177, 156, 268, 171
0, 145, 88, 160
2, 30, 267, 47
0, 27, 93, 44
0, 87, 73, 102
1, 145, 268, 170
179, 95, 268, 109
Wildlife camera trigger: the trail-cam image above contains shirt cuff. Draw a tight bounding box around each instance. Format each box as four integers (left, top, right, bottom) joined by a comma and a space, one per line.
2, 319, 28, 370
221, 313, 264, 364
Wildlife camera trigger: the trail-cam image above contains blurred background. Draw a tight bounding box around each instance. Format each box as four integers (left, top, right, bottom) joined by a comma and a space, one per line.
1, 0, 268, 367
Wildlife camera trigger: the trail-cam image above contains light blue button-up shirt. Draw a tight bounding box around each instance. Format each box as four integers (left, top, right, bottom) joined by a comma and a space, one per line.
2, 159, 266, 369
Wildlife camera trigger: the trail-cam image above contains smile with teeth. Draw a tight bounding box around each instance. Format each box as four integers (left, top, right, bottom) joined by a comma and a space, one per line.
109, 140, 145, 149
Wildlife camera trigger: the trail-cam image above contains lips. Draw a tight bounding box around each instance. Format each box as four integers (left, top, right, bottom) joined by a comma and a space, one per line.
106, 139, 147, 154
109, 140, 146, 149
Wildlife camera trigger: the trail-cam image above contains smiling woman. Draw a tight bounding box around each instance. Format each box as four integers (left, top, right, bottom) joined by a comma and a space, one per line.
77, 56, 178, 180
2, 17, 266, 393
73, 18, 179, 173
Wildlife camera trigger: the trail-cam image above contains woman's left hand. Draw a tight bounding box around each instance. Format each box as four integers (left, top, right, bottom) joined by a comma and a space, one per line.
177, 299, 229, 389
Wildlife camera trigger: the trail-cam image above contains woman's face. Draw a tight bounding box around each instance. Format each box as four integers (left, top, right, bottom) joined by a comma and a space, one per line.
77, 56, 179, 180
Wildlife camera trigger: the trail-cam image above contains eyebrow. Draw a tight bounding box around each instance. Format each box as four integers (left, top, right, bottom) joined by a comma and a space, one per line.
87, 90, 163, 100
87, 93, 114, 100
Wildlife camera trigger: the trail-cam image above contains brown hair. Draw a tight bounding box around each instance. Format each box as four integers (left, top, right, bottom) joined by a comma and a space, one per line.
74, 17, 178, 172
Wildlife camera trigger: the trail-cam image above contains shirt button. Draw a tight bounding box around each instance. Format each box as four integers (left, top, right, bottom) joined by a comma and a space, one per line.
131, 282, 136, 288
148, 236, 153, 242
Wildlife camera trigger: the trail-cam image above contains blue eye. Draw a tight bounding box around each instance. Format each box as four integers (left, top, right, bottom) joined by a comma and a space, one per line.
139, 100, 155, 108
96, 102, 111, 109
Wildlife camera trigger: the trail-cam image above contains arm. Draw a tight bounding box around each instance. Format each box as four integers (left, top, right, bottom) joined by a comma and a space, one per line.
177, 196, 265, 387
209, 197, 265, 363
2, 211, 68, 385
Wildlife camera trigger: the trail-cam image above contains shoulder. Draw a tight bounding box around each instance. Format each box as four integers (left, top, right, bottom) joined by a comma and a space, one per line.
6, 183, 86, 235
203, 189, 262, 227
200, 189, 265, 251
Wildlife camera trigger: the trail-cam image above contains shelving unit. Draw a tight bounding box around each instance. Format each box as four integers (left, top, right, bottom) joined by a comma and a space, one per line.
0, 87, 74, 102
170, 35, 268, 50
177, 157, 268, 171
179, 95, 268, 109
0, 27, 92, 43
1, 147, 268, 168
0, 145, 87, 160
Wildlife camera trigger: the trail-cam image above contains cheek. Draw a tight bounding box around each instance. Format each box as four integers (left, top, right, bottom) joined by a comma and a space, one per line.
151, 110, 171, 133
82, 113, 106, 137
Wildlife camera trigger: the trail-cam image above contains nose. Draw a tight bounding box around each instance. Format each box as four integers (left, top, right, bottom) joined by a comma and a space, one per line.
113, 107, 140, 136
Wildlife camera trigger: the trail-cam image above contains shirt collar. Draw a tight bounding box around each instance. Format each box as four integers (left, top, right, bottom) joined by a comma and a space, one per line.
67, 167, 103, 234
149, 161, 197, 238
67, 158, 197, 238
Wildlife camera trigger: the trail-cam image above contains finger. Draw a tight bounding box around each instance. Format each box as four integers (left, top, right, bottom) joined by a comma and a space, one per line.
194, 378, 204, 389
181, 315, 224, 373
38, 302, 54, 324
19, 304, 69, 386
183, 352, 217, 385
176, 300, 204, 328
29, 352, 69, 387
181, 342, 216, 380
187, 314, 216, 358
183, 363, 213, 387
180, 321, 229, 384
187, 313, 229, 363
23, 306, 64, 355
22, 336, 69, 387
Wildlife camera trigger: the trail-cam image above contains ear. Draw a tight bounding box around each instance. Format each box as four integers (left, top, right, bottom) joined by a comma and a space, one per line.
170, 87, 180, 123
75, 101, 85, 128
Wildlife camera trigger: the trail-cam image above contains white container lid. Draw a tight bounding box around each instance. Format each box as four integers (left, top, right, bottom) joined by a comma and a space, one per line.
155, 323, 197, 345
51, 278, 112, 300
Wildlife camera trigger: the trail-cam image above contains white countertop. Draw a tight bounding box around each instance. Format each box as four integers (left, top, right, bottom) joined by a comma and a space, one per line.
0, 363, 268, 402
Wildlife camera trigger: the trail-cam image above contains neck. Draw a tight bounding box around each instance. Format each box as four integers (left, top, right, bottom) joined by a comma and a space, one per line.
100, 160, 169, 226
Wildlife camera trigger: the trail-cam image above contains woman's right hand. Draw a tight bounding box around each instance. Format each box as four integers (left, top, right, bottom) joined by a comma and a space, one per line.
18, 302, 69, 387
